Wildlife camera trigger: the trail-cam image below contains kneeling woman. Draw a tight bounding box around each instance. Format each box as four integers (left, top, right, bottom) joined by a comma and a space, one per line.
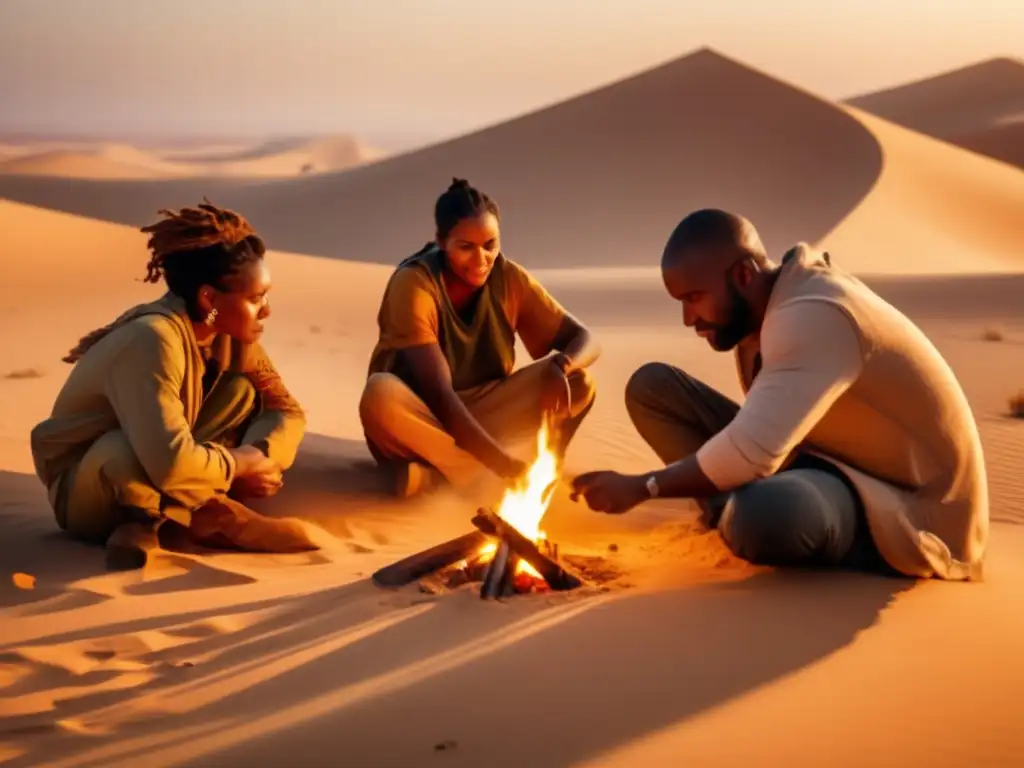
361, 178, 600, 497
31, 200, 314, 569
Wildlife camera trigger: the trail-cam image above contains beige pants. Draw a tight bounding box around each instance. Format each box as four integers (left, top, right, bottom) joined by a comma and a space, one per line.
623, 362, 889, 570
359, 359, 597, 488
60, 375, 257, 544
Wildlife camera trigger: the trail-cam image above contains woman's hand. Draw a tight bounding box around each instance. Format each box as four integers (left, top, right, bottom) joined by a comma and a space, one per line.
230, 445, 284, 498
495, 453, 530, 482
540, 353, 573, 415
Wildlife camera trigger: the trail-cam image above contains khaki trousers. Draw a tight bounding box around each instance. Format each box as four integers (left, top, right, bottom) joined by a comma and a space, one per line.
624, 362, 889, 570
60, 375, 257, 544
359, 359, 597, 488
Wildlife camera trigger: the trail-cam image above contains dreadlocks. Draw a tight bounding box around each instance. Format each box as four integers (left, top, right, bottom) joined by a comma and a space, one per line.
141, 198, 265, 301
62, 198, 265, 363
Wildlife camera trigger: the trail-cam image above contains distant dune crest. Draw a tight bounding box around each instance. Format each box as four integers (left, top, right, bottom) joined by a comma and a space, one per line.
847, 56, 1024, 169
0, 47, 1020, 275
0, 133, 382, 180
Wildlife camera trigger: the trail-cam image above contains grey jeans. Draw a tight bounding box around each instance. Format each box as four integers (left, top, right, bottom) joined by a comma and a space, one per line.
625, 362, 887, 571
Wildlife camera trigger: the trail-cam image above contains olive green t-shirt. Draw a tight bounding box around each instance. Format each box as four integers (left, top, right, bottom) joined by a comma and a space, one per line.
368, 247, 568, 392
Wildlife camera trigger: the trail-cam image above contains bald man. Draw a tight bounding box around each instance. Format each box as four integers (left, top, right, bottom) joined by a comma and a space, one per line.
571, 209, 988, 581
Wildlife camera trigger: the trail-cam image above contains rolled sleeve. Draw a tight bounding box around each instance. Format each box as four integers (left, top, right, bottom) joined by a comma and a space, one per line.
379, 268, 439, 350
504, 260, 569, 360
695, 299, 865, 491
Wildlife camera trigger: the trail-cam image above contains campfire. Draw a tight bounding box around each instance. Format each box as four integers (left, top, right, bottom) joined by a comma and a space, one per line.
372, 422, 586, 599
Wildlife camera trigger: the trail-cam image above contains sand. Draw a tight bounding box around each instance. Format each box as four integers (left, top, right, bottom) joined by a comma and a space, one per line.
952, 118, 1024, 171
0, 135, 382, 181
847, 57, 1024, 170
1, 47, 1023, 767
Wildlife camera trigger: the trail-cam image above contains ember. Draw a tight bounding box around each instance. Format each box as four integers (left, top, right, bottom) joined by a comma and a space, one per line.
372, 421, 587, 598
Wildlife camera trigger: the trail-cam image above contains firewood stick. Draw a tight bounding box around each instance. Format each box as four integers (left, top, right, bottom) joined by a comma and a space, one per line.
372, 531, 491, 588
473, 513, 498, 537
481, 540, 513, 599
501, 553, 521, 597
471, 508, 584, 591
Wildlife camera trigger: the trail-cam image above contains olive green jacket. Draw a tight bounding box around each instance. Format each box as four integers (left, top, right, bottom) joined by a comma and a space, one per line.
30, 293, 306, 513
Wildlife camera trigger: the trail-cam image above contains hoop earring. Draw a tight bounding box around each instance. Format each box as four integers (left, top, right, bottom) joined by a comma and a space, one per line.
204, 308, 218, 327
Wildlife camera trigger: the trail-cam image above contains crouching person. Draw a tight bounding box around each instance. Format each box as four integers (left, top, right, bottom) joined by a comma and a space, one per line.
571, 208, 987, 582
30, 200, 317, 570
360, 178, 600, 498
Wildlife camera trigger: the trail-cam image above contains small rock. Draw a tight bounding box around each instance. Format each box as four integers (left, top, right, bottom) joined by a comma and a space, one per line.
442, 569, 470, 589
418, 580, 441, 595
12, 572, 36, 590
607, 543, 619, 553
4, 368, 43, 380
434, 740, 458, 751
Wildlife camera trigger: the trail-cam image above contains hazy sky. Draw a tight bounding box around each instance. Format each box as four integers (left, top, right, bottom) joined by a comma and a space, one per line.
1, 0, 1021, 147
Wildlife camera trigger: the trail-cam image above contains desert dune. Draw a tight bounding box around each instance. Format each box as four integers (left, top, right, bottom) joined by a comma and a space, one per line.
154, 135, 385, 177
0, 50, 1022, 276
0, 148, 173, 180
953, 117, 1024, 171
0, 49, 886, 265
847, 57, 1024, 170
0, 134, 381, 182
1, 47, 1023, 767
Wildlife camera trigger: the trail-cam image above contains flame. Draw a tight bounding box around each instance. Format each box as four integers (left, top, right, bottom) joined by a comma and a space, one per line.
461, 422, 560, 585
516, 558, 542, 579
481, 421, 560, 579
496, 421, 560, 542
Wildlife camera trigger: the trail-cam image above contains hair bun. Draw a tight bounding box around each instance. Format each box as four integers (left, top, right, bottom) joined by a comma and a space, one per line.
434, 177, 498, 240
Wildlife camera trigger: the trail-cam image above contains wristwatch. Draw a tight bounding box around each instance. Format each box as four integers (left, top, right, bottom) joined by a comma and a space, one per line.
645, 475, 659, 498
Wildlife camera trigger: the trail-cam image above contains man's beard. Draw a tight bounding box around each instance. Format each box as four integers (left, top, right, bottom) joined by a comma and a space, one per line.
702, 283, 756, 352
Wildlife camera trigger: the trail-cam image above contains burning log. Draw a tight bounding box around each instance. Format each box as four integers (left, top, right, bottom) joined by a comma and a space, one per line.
471, 507, 583, 593
480, 541, 517, 599
371, 512, 584, 598
371, 530, 490, 588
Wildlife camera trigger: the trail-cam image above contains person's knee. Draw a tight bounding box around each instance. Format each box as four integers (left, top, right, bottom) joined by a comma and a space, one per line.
625, 362, 682, 416
719, 476, 832, 565
359, 373, 412, 435
567, 366, 597, 415
65, 430, 151, 543
194, 374, 260, 445
89, 430, 148, 487
217, 374, 258, 414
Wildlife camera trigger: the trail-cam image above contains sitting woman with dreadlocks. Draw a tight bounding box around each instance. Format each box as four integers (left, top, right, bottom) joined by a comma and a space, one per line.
360, 178, 601, 498
30, 199, 315, 569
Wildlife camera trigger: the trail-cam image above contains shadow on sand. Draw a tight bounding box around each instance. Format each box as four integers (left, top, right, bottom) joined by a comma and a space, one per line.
0, 433, 390, 613
2, 432, 913, 768
1, 563, 911, 767
0, 470, 109, 613
174, 572, 910, 768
